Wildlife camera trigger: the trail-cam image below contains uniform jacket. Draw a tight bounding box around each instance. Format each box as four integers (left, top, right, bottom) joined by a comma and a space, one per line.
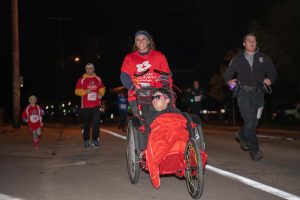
223, 50, 277, 86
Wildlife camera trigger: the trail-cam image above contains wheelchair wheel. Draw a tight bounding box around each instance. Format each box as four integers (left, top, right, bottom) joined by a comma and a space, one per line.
185, 138, 204, 199
126, 120, 140, 184
193, 125, 205, 151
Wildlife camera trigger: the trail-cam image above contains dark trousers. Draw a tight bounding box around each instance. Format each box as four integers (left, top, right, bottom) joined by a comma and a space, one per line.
237, 86, 264, 153
119, 112, 127, 129
82, 106, 100, 141
129, 100, 153, 124
129, 100, 153, 150
191, 103, 201, 116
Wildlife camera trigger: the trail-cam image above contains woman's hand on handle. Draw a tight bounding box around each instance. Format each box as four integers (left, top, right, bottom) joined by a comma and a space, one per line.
263, 79, 271, 86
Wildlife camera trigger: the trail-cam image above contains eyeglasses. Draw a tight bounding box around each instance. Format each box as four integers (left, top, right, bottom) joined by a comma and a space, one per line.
151, 94, 169, 101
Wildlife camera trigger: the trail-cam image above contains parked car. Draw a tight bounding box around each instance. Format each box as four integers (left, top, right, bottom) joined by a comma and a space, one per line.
272, 103, 300, 120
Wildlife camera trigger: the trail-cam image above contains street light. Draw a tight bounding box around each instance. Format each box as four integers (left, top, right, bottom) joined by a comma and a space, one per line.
74, 57, 80, 62
20, 76, 23, 87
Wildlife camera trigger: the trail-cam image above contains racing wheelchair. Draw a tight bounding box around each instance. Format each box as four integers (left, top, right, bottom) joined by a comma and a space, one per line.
125, 72, 207, 199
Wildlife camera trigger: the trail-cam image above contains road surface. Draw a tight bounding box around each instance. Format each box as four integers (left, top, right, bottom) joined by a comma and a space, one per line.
0, 122, 299, 200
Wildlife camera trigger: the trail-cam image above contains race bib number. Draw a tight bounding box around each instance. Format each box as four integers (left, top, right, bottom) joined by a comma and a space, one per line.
257, 106, 264, 119
87, 92, 97, 101
120, 104, 127, 110
30, 114, 40, 123
195, 95, 201, 102
140, 82, 150, 87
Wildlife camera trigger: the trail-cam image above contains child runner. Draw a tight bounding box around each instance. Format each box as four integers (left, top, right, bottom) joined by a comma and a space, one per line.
22, 95, 44, 149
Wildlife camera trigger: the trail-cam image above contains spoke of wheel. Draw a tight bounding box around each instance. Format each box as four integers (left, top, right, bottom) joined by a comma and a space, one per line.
187, 145, 198, 192
187, 172, 196, 192
187, 144, 197, 192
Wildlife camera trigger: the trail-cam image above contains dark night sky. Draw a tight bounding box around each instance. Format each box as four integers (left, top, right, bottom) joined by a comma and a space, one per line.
0, 0, 275, 118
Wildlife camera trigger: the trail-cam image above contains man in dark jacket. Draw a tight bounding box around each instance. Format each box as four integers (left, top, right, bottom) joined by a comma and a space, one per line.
223, 33, 277, 161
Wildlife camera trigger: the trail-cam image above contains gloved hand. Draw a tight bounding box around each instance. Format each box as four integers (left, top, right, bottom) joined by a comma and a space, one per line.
23, 118, 28, 123
228, 79, 237, 90
133, 79, 139, 86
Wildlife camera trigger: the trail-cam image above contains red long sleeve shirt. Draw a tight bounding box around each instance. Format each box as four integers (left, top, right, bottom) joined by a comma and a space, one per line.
75, 73, 105, 108
121, 50, 171, 101
22, 105, 43, 131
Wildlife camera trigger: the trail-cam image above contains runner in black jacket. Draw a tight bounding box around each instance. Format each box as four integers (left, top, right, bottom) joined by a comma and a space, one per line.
223, 33, 277, 161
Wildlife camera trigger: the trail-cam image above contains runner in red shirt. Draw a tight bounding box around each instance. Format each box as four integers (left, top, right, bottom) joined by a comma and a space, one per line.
22, 95, 44, 149
75, 63, 106, 149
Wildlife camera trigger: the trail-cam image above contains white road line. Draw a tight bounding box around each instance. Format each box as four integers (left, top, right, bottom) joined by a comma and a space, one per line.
0, 194, 23, 200
257, 134, 294, 141
101, 128, 127, 140
53, 161, 86, 167
102, 128, 300, 200
206, 165, 300, 200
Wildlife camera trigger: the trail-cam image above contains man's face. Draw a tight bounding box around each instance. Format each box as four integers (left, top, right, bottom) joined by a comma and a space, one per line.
244, 35, 257, 53
152, 92, 170, 111
193, 81, 199, 89
85, 66, 94, 76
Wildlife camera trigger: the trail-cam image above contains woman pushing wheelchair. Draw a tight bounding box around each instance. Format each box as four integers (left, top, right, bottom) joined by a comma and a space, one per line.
120, 30, 207, 199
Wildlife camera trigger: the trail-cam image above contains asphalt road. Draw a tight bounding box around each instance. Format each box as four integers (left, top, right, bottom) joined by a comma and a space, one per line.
0, 122, 299, 200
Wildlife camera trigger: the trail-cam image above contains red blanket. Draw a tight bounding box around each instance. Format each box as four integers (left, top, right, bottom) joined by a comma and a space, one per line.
145, 113, 189, 188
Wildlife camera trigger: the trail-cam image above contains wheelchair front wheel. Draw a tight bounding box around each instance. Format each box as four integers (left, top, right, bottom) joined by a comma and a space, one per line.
185, 138, 204, 199
126, 120, 140, 184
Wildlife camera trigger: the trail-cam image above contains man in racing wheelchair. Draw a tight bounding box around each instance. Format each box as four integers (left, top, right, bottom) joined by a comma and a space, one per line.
135, 88, 201, 146
137, 88, 204, 188
132, 87, 180, 149
126, 85, 206, 199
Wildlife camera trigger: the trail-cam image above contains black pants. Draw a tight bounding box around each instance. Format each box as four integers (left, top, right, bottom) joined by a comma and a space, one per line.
82, 106, 100, 142
129, 100, 154, 150
191, 103, 202, 116
237, 86, 264, 153
119, 112, 127, 129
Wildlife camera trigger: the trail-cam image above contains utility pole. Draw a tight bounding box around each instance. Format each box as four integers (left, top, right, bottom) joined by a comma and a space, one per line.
11, 0, 20, 128
48, 15, 71, 104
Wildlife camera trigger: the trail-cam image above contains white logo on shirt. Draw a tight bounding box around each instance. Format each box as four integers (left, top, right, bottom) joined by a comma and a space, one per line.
136, 61, 151, 73
88, 81, 98, 90
259, 57, 264, 63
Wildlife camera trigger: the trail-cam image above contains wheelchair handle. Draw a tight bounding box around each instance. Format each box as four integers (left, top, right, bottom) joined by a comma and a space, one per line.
134, 69, 171, 77
134, 69, 149, 77
153, 69, 170, 76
